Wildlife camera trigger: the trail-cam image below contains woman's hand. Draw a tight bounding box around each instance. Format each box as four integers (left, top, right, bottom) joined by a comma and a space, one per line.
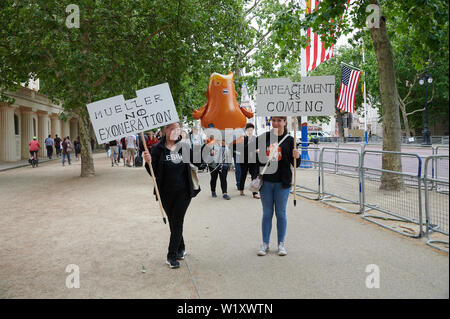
143, 150, 152, 165
293, 149, 300, 159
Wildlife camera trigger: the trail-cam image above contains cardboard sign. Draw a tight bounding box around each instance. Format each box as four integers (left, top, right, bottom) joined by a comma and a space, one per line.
87, 83, 179, 144
256, 76, 335, 116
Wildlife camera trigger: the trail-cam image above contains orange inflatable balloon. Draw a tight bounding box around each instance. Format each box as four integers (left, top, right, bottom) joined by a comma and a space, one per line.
192, 71, 254, 131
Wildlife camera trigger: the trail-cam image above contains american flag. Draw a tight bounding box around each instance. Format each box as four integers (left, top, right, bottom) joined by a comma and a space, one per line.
304, 0, 334, 73
336, 65, 361, 113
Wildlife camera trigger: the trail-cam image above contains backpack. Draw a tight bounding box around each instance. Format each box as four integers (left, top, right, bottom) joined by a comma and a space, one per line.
135, 155, 143, 167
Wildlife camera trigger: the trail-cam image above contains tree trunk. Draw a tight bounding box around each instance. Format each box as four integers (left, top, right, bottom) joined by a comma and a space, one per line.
398, 96, 411, 139
79, 108, 95, 177
369, 0, 403, 191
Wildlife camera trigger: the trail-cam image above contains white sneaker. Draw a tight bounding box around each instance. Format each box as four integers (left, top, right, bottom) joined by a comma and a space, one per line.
257, 243, 269, 256
278, 242, 287, 256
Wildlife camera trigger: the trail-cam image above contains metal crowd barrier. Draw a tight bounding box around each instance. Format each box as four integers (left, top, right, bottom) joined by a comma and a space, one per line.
319, 147, 362, 213
360, 150, 424, 238
292, 145, 321, 200
424, 155, 449, 252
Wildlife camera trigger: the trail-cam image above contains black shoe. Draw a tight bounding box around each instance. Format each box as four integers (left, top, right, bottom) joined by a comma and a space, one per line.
165, 258, 180, 269
176, 250, 187, 260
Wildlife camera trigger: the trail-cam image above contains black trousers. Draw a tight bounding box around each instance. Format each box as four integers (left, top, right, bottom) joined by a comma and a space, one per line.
46, 145, 53, 158
210, 166, 228, 194
239, 163, 259, 194
160, 189, 191, 260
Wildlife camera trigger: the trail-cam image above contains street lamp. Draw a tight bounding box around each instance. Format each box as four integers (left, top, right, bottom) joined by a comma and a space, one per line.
419, 70, 433, 145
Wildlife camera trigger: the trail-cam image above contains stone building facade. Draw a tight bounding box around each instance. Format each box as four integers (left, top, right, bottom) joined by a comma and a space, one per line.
0, 86, 79, 162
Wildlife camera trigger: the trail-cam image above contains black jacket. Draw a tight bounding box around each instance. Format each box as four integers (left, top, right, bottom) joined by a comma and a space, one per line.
145, 136, 201, 199
245, 131, 300, 189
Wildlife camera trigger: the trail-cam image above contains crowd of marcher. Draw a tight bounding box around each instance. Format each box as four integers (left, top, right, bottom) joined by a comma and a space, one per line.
141, 117, 300, 268
29, 134, 95, 167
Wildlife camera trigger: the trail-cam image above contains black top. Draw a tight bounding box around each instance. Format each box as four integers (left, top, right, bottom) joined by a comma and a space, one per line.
161, 147, 188, 191
109, 140, 117, 146
245, 131, 300, 189
145, 136, 201, 199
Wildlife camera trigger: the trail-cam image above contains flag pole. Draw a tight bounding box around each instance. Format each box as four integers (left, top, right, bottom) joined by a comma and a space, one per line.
362, 42, 368, 145
341, 61, 362, 72
140, 132, 167, 224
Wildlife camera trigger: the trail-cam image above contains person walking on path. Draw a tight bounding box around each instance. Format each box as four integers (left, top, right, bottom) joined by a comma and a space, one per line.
62, 136, 73, 166
44, 135, 54, 159
143, 122, 201, 269
54, 135, 62, 158
146, 131, 159, 150
125, 135, 136, 167
120, 137, 128, 166
207, 139, 232, 200
137, 133, 147, 158
108, 139, 119, 167
29, 136, 40, 162
236, 123, 260, 199
247, 116, 301, 257
90, 138, 95, 152
74, 136, 81, 161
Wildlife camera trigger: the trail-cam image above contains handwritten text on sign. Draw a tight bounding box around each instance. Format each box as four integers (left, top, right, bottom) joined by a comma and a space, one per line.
255, 76, 335, 116
87, 83, 179, 144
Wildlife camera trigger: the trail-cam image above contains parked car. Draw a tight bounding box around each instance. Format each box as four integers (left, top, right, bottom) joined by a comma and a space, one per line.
308, 131, 330, 144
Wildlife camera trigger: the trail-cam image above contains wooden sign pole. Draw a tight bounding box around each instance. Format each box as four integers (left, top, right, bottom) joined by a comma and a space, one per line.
293, 117, 297, 207
140, 132, 167, 224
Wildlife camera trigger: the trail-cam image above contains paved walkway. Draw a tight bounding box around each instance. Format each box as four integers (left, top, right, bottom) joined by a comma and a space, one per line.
0, 153, 448, 298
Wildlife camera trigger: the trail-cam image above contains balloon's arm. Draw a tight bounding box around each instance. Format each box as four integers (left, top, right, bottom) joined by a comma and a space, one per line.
192, 103, 208, 119
240, 106, 254, 119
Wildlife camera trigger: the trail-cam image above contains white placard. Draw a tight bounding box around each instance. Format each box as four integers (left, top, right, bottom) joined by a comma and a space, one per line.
87, 83, 179, 144
256, 76, 335, 116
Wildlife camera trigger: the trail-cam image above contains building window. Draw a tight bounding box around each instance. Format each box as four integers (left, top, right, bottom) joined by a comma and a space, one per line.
14, 114, 19, 135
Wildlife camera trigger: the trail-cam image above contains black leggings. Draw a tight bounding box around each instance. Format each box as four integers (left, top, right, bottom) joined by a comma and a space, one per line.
210, 166, 228, 194
239, 163, 259, 194
160, 189, 191, 260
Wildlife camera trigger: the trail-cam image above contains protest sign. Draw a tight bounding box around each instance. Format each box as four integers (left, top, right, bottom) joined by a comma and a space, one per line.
87, 83, 179, 144
255, 76, 335, 116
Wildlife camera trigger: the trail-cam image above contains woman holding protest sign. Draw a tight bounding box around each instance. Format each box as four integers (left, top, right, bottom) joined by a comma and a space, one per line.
143, 122, 201, 269
245, 116, 300, 257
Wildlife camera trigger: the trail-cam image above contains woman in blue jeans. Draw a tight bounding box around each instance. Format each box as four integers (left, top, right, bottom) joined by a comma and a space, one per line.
251, 116, 300, 256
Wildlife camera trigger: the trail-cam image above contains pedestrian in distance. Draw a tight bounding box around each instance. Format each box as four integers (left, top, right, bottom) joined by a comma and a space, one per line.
207, 138, 232, 200
143, 122, 201, 269
29, 136, 40, 164
120, 136, 128, 166
236, 123, 260, 199
44, 134, 54, 159
108, 139, 119, 167
125, 135, 136, 167
74, 136, 81, 161
62, 136, 73, 166
54, 135, 62, 158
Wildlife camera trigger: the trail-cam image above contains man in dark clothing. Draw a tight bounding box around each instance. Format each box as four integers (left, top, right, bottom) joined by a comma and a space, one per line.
54, 135, 61, 158
237, 123, 260, 198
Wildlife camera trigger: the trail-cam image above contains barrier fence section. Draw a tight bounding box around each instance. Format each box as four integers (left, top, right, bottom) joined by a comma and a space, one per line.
424, 155, 449, 252
360, 150, 424, 238
319, 147, 362, 213
293, 144, 321, 200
